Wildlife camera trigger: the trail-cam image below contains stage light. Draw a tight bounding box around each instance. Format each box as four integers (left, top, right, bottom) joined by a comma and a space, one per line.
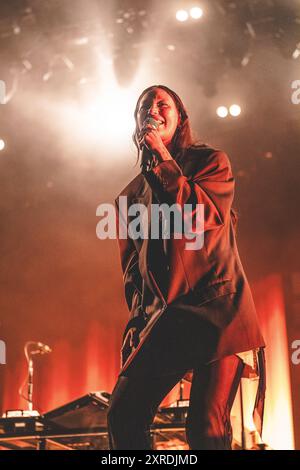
216, 106, 228, 118
13, 24, 21, 35
0, 139, 5, 151
42, 71, 52, 82
229, 104, 241, 117
22, 60, 32, 71
190, 7, 203, 19
176, 10, 189, 22
81, 88, 135, 144
292, 43, 300, 59
73, 37, 89, 46
61, 56, 75, 71
264, 151, 273, 159
77, 51, 136, 151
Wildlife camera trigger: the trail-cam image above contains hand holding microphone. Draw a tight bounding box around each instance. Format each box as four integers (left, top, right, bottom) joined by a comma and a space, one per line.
139, 117, 163, 172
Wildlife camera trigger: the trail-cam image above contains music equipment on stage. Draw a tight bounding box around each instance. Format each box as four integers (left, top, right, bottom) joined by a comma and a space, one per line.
43, 391, 110, 430
0, 390, 188, 450
0, 389, 269, 450
153, 405, 189, 450
0, 391, 110, 450
42, 391, 110, 450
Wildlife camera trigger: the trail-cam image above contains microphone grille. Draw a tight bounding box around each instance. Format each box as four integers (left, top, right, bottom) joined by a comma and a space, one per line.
146, 117, 160, 129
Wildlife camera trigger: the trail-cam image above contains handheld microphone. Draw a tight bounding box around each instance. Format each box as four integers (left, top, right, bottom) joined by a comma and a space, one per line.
140, 117, 161, 173
37, 342, 52, 353
30, 342, 52, 355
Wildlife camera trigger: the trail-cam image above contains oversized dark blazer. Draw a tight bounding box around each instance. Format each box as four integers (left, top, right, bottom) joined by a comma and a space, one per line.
115, 144, 265, 378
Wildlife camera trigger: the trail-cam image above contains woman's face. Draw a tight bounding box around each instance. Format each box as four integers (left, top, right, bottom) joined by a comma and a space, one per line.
136, 88, 181, 147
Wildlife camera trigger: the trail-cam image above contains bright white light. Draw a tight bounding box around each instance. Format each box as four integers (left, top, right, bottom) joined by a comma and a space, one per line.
13, 25, 21, 35
43, 71, 52, 82
216, 106, 228, 118
190, 7, 203, 19
176, 10, 189, 22
229, 104, 241, 117
43, 47, 145, 163
72, 53, 137, 153
81, 88, 135, 144
74, 37, 89, 46
292, 48, 300, 59
0, 139, 5, 151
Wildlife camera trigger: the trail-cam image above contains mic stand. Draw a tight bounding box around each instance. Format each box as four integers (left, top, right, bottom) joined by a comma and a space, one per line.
28, 357, 34, 412
24, 341, 42, 416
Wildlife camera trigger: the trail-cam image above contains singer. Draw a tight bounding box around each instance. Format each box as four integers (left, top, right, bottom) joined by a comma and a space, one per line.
107, 85, 266, 450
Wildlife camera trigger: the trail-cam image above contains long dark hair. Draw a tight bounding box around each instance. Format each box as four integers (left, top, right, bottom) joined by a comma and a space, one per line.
132, 85, 196, 164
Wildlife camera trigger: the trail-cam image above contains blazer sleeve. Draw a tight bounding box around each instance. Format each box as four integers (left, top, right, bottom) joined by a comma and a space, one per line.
115, 197, 143, 316
143, 150, 234, 229
115, 197, 147, 368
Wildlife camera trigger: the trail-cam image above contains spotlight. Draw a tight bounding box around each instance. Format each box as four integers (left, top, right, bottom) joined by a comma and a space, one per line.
176, 10, 189, 22
80, 88, 135, 148
264, 151, 273, 159
292, 43, 300, 59
42, 71, 53, 82
0, 139, 5, 151
190, 7, 203, 19
73, 37, 89, 46
0, 80, 5, 104
13, 24, 21, 35
216, 106, 228, 118
229, 104, 241, 117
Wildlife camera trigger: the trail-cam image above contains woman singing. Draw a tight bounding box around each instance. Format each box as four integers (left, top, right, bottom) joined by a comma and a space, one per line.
107, 85, 266, 450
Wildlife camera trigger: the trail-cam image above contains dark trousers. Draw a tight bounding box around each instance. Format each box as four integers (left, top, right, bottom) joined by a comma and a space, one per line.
107, 354, 244, 450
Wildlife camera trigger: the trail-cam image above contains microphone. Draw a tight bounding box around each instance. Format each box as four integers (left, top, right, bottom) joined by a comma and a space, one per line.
30, 342, 52, 355
37, 342, 52, 353
140, 117, 161, 173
